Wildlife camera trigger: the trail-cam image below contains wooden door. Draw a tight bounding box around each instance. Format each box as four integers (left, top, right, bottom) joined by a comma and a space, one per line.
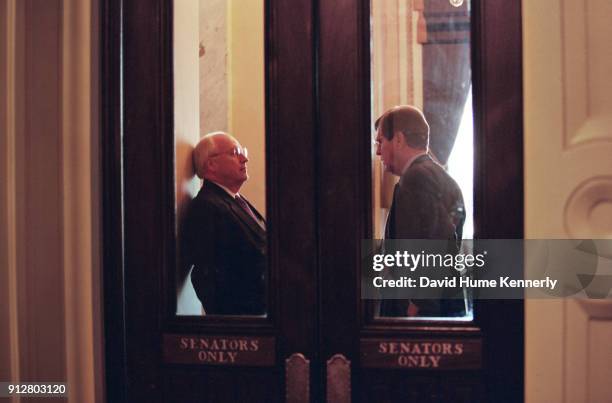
102, 0, 523, 402
102, 0, 318, 402
316, 0, 523, 402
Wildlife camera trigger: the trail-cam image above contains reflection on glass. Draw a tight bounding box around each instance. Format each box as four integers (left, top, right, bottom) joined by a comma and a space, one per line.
371, 0, 474, 320
174, 0, 266, 316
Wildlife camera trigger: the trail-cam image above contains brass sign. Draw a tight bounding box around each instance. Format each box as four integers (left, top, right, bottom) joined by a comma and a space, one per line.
360, 338, 481, 370
163, 334, 275, 366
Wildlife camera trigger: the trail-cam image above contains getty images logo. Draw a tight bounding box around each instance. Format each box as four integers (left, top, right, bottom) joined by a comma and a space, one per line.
526, 240, 612, 298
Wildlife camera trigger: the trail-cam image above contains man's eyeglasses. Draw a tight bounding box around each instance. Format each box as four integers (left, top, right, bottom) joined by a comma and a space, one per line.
209, 146, 249, 159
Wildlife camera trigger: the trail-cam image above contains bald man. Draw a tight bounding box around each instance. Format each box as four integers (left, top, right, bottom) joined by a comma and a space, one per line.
375, 105, 465, 317
182, 132, 266, 315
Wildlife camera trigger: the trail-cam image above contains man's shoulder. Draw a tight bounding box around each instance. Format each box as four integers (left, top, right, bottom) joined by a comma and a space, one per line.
187, 185, 233, 220
196, 182, 231, 205
399, 155, 461, 195
407, 154, 442, 173
400, 155, 439, 184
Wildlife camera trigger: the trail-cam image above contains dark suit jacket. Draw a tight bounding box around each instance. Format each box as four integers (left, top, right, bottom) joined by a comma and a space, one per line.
382, 154, 465, 317
182, 181, 266, 315
386, 154, 465, 245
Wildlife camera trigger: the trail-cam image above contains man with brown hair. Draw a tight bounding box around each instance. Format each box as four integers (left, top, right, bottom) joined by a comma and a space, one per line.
375, 105, 465, 317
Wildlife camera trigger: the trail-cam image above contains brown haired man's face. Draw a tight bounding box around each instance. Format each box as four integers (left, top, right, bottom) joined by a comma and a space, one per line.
376, 126, 396, 175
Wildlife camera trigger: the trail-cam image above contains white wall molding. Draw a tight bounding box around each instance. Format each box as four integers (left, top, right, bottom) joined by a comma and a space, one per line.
525, 0, 612, 402
564, 176, 612, 238
61, 0, 102, 402
561, 0, 612, 149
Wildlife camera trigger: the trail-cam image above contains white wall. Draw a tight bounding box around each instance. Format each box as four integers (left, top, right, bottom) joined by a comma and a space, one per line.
0, 0, 103, 401
199, 0, 228, 134
228, 0, 266, 215
196, 0, 266, 215
174, 0, 202, 316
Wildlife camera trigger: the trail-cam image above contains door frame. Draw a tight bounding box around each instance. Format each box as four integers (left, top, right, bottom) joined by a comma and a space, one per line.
101, 0, 524, 401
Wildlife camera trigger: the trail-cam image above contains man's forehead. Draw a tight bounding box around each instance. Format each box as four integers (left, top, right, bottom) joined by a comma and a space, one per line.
214, 134, 239, 148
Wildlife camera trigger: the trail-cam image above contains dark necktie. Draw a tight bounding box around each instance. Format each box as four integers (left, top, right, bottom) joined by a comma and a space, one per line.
235, 194, 264, 228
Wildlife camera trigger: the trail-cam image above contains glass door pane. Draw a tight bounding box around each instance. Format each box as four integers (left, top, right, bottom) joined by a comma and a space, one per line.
370, 0, 474, 319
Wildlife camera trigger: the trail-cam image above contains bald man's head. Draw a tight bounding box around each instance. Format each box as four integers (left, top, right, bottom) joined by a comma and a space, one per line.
193, 132, 249, 193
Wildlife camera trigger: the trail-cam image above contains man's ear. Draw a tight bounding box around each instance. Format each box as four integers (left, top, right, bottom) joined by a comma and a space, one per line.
393, 130, 404, 146
204, 159, 215, 175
